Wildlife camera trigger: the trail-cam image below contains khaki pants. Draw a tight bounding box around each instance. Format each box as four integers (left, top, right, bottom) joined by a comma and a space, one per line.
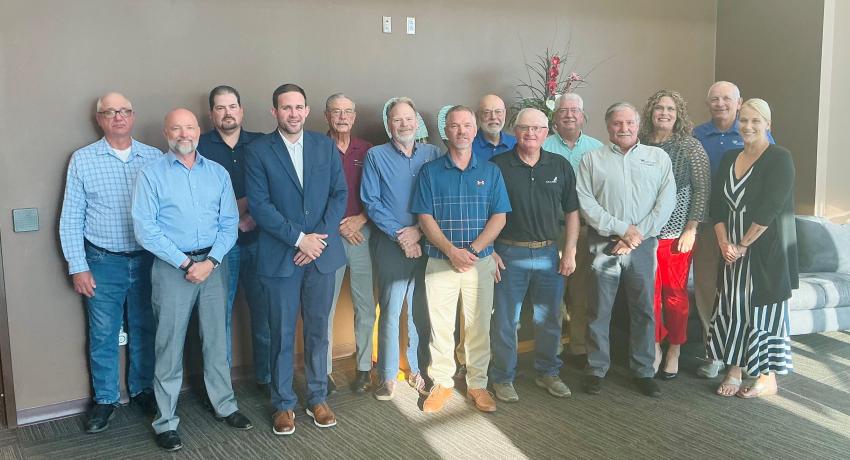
559, 225, 591, 354
425, 256, 496, 389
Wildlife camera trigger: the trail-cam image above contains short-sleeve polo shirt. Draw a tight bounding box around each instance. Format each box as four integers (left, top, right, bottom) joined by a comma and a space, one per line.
490, 148, 578, 242
411, 153, 511, 260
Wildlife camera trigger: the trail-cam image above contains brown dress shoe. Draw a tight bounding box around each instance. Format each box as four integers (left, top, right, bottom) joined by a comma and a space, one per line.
423, 384, 454, 413
306, 402, 337, 428
272, 410, 295, 436
467, 388, 497, 413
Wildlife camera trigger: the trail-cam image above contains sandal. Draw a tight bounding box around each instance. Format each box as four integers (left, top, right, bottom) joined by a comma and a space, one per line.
715, 376, 742, 397
736, 381, 778, 399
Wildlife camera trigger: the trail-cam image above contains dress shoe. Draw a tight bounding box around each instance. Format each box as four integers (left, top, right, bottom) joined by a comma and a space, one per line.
272, 410, 296, 435
467, 388, 497, 412
131, 389, 157, 417
306, 402, 337, 428
85, 403, 115, 434
535, 375, 572, 398
407, 372, 426, 393
352, 370, 371, 394
374, 380, 396, 401
635, 377, 662, 397
423, 385, 454, 413
657, 370, 678, 380
156, 430, 183, 451
327, 375, 338, 396
492, 382, 519, 402
217, 411, 253, 430
583, 375, 603, 395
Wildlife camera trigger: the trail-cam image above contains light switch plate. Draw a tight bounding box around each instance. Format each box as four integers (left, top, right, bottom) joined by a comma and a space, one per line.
12, 208, 39, 232
382, 16, 392, 33
406, 17, 415, 34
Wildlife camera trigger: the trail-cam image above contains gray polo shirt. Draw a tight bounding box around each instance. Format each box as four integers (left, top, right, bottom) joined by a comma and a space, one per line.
576, 142, 676, 238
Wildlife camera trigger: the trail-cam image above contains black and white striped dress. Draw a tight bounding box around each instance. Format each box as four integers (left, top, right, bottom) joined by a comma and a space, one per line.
706, 164, 793, 376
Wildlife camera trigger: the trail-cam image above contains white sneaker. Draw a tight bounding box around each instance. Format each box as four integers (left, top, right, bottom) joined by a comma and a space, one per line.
697, 359, 724, 378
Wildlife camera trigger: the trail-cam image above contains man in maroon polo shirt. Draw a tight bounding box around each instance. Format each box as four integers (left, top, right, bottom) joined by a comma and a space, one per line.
324, 93, 377, 394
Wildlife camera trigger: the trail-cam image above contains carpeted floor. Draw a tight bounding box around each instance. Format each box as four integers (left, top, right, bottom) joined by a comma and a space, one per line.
2, 331, 849, 459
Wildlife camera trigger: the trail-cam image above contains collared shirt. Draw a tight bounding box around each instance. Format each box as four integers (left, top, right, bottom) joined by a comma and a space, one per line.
411, 153, 511, 259
693, 119, 775, 176
471, 131, 517, 162
576, 143, 676, 238
361, 141, 440, 240
491, 148, 578, 242
132, 152, 238, 268
333, 136, 374, 218
280, 130, 305, 186
59, 137, 162, 274
198, 128, 262, 246
542, 131, 604, 172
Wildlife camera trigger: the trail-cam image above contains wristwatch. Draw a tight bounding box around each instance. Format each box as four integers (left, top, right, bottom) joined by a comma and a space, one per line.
466, 244, 480, 256
207, 256, 221, 269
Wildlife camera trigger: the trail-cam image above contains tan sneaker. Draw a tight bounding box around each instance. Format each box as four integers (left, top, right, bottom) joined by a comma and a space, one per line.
306, 402, 337, 428
272, 410, 295, 435
423, 384, 454, 413
467, 388, 497, 412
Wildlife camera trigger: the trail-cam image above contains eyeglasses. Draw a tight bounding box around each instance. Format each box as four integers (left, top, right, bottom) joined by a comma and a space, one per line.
481, 109, 505, 117
515, 125, 548, 133
556, 108, 582, 115
328, 109, 355, 117
98, 109, 133, 118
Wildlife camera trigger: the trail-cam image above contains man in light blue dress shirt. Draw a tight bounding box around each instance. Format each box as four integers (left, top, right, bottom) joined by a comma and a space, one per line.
132, 108, 251, 451
471, 94, 517, 162
59, 92, 160, 433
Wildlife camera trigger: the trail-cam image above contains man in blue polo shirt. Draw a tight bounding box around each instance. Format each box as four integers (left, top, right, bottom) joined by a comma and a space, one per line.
197, 85, 267, 389
692, 81, 775, 378
471, 94, 516, 162
412, 105, 510, 414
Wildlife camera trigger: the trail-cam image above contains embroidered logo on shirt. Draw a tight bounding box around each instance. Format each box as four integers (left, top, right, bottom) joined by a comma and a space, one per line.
476, 180, 485, 186
546, 176, 558, 184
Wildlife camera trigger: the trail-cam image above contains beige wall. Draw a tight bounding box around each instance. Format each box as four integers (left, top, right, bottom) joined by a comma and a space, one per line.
715, 0, 824, 214
0, 0, 717, 419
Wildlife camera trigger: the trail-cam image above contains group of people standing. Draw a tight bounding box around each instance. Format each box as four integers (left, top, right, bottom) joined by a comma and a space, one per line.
59, 79, 797, 452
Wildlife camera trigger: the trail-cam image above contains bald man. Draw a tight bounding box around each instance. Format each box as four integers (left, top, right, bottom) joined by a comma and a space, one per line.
60, 92, 161, 433
133, 109, 252, 451
472, 94, 517, 161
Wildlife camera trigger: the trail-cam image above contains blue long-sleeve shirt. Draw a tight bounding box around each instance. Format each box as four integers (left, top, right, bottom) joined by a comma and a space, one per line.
132, 152, 238, 268
360, 141, 440, 240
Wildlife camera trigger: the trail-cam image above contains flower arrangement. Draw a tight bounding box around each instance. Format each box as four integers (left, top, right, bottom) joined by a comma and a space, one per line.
513, 47, 589, 124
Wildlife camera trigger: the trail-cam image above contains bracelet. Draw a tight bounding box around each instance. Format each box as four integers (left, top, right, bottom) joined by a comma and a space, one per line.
181, 259, 195, 272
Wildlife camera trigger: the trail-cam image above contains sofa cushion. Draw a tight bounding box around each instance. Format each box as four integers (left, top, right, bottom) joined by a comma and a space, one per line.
790, 272, 850, 311
795, 216, 850, 273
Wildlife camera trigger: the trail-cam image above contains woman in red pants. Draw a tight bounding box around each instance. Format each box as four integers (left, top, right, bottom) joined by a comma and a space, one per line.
639, 89, 711, 379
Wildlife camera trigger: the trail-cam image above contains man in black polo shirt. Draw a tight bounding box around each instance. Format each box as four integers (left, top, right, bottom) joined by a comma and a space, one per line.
198, 85, 268, 390
489, 108, 580, 402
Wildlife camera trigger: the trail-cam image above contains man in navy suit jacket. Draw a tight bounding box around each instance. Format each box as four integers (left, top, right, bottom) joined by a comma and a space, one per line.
244, 84, 347, 435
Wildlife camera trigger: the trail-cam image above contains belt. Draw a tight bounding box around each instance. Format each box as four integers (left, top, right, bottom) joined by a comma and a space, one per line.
185, 247, 212, 256
84, 240, 146, 258
497, 238, 554, 249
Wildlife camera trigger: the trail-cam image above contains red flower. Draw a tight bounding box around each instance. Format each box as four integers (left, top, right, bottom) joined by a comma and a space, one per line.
547, 80, 558, 94
551, 55, 561, 66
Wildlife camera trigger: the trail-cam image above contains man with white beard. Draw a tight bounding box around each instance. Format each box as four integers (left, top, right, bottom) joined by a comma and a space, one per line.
132, 108, 252, 451
472, 94, 516, 162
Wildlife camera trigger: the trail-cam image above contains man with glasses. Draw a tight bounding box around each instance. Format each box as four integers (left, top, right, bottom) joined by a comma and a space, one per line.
197, 85, 266, 389
576, 102, 675, 398
489, 108, 579, 403
60, 92, 160, 433
472, 94, 516, 162
323, 93, 376, 394
542, 93, 603, 369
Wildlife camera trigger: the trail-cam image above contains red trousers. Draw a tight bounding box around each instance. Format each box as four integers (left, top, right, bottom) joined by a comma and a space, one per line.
654, 237, 694, 344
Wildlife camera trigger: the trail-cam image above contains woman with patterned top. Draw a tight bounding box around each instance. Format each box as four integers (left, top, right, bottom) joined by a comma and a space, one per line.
639, 90, 711, 379
708, 99, 797, 398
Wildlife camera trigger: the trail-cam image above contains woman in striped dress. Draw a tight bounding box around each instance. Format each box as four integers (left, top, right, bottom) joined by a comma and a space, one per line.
708, 98, 798, 398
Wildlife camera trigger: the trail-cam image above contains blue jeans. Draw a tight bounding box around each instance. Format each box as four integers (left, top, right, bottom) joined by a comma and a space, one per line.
490, 242, 564, 384
373, 232, 428, 382
84, 244, 155, 404
239, 241, 271, 384
224, 245, 241, 366
329, 224, 376, 373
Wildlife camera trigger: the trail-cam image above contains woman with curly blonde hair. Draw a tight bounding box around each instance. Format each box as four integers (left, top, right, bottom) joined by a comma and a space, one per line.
639, 90, 711, 379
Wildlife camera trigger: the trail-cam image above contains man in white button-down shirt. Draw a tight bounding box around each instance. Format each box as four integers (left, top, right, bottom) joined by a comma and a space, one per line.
576, 102, 675, 398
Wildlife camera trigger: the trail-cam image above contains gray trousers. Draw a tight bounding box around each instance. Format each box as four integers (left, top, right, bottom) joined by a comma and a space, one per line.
150, 255, 238, 434
586, 232, 658, 379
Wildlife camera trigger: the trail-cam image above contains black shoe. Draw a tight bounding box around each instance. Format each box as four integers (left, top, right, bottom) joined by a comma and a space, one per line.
352, 370, 371, 394
156, 430, 183, 451
85, 403, 115, 433
217, 411, 254, 430
257, 382, 271, 395
656, 370, 678, 380
583, 375, 603, 395
564, 353, 588, 370
327, 375, 338, 396
635, 377, 662, 397
131, 389, 157, 417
